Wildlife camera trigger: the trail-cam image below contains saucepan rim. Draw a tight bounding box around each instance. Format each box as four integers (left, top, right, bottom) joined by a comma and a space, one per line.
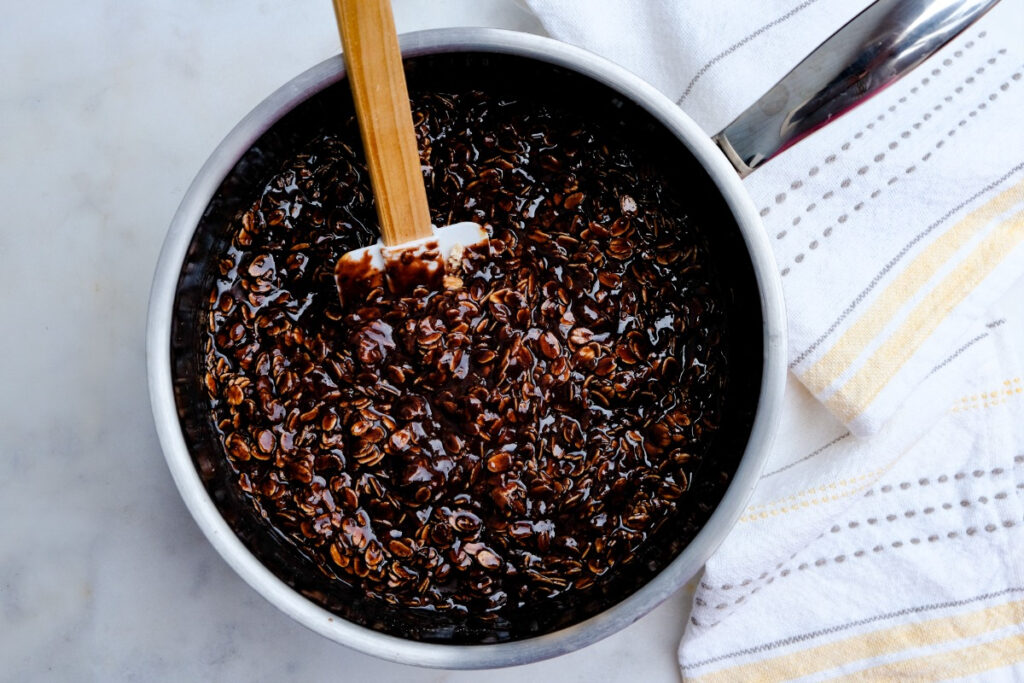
146, 27, 786, 669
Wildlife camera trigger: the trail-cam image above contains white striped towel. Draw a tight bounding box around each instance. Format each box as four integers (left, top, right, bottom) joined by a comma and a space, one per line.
520, 0, 1024, 678
677, 278, 1024, 681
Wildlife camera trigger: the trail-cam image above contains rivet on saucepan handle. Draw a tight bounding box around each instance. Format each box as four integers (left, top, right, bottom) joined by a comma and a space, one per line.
713, 0, 1002, 178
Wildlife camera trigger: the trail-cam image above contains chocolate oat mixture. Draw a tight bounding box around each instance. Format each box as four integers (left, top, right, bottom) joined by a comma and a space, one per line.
203, 89, 727, 619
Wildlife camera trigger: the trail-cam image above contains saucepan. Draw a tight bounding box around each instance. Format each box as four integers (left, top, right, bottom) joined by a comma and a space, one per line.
147, 0, 997, 668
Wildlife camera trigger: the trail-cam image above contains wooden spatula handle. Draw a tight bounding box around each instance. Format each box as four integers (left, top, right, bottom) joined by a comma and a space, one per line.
333, 0, 432, 246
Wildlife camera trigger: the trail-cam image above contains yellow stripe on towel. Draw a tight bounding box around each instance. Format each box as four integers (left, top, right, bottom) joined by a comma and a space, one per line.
738, 459, 898, 523
691, 599, 1024, 683
836, 633, 1024, 681
826, 208, 1024, 423
802, 179, 1024, 397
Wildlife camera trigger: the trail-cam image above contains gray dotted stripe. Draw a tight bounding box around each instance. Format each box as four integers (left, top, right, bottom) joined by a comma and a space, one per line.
692, 509, 1023, 623
779, 67, 1019, 279
835, 54, 1011, 195
676, 0, 826, 105
782, 138, 988, 276
789, 162, 1024, 366
927, 62, 1020, 157
692, 511, 1019, 626
862, 460, 1022, 498
806, 515, 1022, 571
832, 488, 1019, 533
696, 538, 819, 596
773, 51, 1014, 261
760, 35, 991, 219
695, 457, 1024, 601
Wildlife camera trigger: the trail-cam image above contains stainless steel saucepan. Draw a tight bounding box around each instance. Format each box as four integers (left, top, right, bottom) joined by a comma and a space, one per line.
147, 0, 998, 669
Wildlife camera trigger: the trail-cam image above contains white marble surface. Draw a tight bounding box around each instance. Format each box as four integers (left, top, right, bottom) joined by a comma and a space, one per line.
0, 2, 691, 680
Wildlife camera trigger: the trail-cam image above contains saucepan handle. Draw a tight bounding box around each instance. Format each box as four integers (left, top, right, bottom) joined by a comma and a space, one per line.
713, 0, 1001, 178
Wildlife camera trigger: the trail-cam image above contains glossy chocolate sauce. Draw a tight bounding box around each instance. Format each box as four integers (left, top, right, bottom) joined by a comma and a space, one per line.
200, 85, 732, 635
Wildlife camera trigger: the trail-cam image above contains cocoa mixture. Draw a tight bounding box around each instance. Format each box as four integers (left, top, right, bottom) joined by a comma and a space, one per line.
202, 89, 727, 620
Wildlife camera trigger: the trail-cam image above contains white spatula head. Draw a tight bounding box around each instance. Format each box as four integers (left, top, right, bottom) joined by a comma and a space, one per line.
335, 221, 488, 302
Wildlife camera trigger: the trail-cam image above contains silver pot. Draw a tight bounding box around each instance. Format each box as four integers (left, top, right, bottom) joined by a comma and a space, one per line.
147, 1, 994, 668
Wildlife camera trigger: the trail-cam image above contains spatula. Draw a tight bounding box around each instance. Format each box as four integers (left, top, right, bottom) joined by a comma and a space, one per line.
331, 0, 487, 298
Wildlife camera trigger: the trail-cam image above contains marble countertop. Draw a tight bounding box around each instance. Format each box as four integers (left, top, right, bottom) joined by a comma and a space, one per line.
1, 1, 690, 680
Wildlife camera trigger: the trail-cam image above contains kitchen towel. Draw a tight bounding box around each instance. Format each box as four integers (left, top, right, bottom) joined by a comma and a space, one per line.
521, 0, 1024, 678
674, 280, 1024, 681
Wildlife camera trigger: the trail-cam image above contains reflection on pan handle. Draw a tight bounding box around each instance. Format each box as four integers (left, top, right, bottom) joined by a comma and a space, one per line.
714, 0, 1001, 177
